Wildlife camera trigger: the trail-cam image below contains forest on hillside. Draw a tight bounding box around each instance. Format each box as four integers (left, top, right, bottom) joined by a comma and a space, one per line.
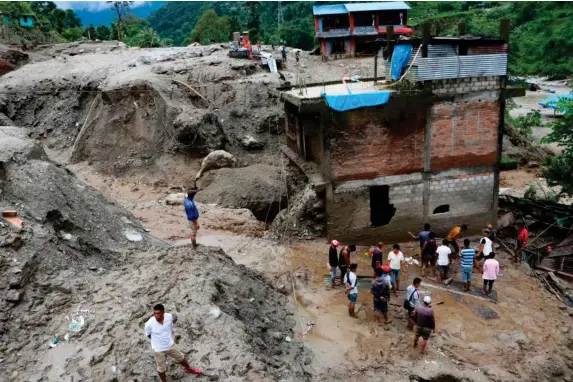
149, 1, 573, 79
1, 1, 572, 79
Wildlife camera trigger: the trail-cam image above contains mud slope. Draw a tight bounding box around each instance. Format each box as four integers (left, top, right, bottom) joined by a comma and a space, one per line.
3, 246, 308, 382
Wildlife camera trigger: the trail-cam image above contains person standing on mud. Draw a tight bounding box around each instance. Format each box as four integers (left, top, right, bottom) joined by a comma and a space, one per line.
420, 232, 437, 278
338, 244, 354, 286
281, 45, 287, 62
516, 222, 529, 263
405, 277, 421, 330
413, 296, 435, 354
371, 242, 384, 276
329, 240, 340, 289
184, 188, 200, 248
482, 253, 500, 296
388, 244, 405, 293
476, 229, 493, 263
436, 239, 452, 284
460, 239, 477, 292
344, 263, 359, 317
144, 304, 201, 381
371, 267, 392, 325
408, 223, 432, 256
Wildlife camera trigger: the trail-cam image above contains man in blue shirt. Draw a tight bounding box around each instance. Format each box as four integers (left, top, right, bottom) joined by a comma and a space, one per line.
460, 239, 477, 292
184, 188, 200, 248
408, 223, 432, 255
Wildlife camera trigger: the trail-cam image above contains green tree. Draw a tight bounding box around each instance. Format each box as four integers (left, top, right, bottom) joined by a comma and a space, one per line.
62, 27, 83, 41
64, 9, 81, 29
83, 24, 97, 40
190, 9, 231, 45
136, 27, 161, 47
96, 25, 110, 40
51, 8, 66, 33
108, 1, 133, 41
542, 100, 573, 195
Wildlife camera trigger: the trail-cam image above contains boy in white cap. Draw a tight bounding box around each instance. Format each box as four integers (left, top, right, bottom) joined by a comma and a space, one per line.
413, 296, 435, 354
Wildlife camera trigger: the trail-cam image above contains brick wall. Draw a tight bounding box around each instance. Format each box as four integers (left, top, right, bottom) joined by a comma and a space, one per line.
432, 76, 501, 95
327, 101, 426, 181
430, 100, 499, 171
468, 44, 508, 55
285, 103, 300, 154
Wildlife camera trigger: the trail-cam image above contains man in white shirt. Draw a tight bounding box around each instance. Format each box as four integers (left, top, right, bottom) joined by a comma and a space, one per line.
344, 263, 359, 318
477, 229, 493, 262
436, 239, 452, 284
388, 244, 405, 294
144, 304, 201, 382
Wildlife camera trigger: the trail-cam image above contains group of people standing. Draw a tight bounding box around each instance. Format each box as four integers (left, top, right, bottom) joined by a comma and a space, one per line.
409, 223, 503, 295
328, 240, 436, 353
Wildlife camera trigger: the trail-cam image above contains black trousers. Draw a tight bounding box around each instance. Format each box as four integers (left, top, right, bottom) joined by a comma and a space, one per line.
483, 279, 495, 293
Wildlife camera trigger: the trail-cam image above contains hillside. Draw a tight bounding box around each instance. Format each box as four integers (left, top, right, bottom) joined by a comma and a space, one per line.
148, 1, 573, 79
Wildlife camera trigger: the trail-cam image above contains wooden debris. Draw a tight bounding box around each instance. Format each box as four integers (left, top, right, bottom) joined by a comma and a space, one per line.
171, 79, 208, 102
548, 272, 573, 302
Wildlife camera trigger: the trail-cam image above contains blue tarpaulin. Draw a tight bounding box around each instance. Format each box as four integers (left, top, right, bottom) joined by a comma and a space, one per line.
538, 93, 573, 110
323, 91, 391, 112
391, 44, 413, 81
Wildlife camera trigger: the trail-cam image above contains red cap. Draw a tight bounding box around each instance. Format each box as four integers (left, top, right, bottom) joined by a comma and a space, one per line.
331, 240, 340, 247
381, 265, 391, 273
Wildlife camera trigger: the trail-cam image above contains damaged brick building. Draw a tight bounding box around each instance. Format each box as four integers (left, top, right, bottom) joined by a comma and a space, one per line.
281, 21, 524, 244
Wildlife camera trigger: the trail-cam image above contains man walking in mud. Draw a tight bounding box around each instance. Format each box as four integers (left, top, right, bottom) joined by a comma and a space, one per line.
338, 244, 354, 286
184, 188, 200, 248
413, 296, 435, 354
144, 304, 201, 381
371, 242, 384, 276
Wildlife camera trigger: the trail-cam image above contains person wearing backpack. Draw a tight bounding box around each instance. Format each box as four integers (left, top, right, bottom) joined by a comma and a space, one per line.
344, 263, 359, 318
405, 278, 421, 330
371, 267, 392, 325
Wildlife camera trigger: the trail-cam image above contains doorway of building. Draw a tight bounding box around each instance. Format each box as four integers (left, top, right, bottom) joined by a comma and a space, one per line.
369, 185, 396, 227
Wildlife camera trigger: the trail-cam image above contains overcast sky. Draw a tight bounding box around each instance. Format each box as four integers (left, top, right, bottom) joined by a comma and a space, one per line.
54, 1, 151, 12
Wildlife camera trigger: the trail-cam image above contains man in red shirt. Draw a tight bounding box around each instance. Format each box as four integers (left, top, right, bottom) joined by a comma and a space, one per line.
516, 222, 528, 263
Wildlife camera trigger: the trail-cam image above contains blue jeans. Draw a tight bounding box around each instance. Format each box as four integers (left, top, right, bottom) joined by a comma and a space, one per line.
461, 266, 473, 282
330, 267, 337, 281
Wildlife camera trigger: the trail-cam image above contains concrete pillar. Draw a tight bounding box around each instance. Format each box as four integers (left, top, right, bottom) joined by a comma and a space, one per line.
233, 32, 240, 44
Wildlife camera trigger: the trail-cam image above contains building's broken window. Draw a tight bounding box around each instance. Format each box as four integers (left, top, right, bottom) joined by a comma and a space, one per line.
433, 204, 450, 214
370, 185, 396, 227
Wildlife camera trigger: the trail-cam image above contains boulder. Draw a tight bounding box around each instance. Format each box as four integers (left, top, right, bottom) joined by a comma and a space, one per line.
240, 135, 266, 150
196, 150, 236, 180
174, 112, 227, 156
196, 165, 287, 221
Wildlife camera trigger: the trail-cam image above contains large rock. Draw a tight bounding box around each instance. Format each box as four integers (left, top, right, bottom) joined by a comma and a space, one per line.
195, 150, 236, 180
173, 112, 227, 155
196, 165, 287, 221
0, 48, 29, 76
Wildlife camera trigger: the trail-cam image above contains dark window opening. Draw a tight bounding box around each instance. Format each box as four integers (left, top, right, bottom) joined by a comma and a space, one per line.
354, 12, 375, 27
433, 204, 450, 214
322, 15, 349, 31
379, 10, 406, 26
370, 185, 396, 227
355, 38, 381, 55
331, 38, 346, 54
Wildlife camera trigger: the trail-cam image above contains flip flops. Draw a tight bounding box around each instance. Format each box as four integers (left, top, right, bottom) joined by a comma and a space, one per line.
184, 367, 202, 375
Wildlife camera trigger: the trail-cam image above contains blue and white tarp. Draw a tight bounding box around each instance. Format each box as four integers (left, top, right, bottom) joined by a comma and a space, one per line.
323, 91, 391, 112
538, 93, 573, 110
391, 44, 413, 81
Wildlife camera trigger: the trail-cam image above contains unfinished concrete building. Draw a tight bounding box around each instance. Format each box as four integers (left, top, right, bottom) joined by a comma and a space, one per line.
281, 22, 524, 244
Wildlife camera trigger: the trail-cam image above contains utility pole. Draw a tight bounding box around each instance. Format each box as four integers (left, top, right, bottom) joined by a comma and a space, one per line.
277, 1, 284, 26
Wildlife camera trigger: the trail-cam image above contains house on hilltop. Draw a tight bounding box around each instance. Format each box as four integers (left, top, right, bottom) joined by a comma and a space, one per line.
313, 1, 413, 57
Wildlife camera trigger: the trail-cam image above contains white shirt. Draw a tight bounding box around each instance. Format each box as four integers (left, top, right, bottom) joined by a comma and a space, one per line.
480, 237, 493, 256
388, 251, 405, 270
437, 245, 451, 266
144, 313, 174, 352
345, 271, 358, 294
406, 285, 420, 308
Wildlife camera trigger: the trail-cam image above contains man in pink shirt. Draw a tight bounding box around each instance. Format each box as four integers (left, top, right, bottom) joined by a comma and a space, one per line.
482, 252, 500, 296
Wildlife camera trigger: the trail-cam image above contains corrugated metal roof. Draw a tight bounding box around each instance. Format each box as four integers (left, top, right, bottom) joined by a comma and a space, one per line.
313, 2, 411, 15
313, 4, 348, 16
345, 2, 411, 12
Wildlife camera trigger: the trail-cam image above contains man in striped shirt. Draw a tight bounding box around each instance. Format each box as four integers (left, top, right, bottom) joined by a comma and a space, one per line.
460, 239, 477, 292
